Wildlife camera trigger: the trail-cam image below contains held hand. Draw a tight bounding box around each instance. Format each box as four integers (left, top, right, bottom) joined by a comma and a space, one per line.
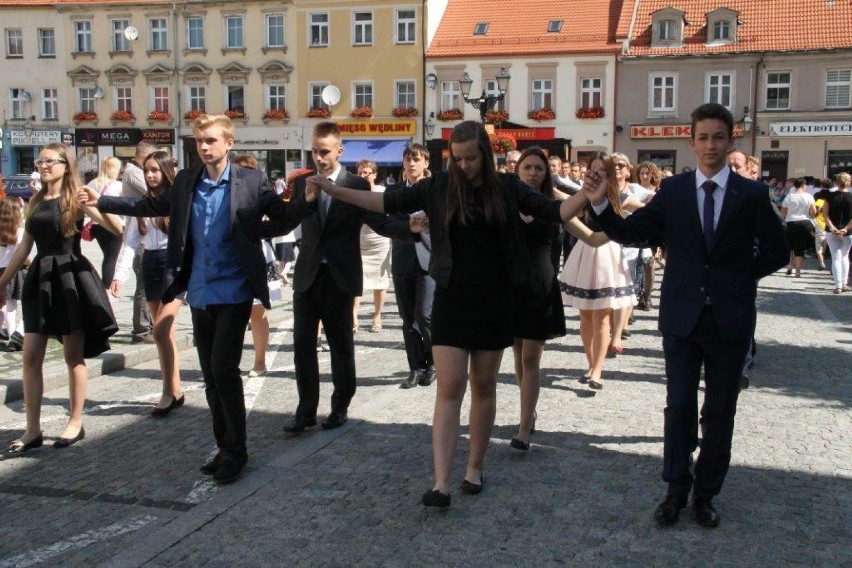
77, 185, 100, 207
409, 211, 429, 233
519, 213, 534, 224
109, 280, 122, 298
581, 170, 607, 206
588, 231, 609, 248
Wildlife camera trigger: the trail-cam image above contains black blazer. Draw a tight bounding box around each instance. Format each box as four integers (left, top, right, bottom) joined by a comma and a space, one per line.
281, 171, 414, 297
99, 164, 314, 309
593, 170, 789, 340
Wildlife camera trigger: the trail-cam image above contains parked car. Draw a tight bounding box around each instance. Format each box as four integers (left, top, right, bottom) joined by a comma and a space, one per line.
3, 174, 36, 202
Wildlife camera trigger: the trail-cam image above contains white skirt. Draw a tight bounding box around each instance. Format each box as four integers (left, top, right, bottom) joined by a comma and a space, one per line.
360, 225, 390, 291
559, 240, 636, 310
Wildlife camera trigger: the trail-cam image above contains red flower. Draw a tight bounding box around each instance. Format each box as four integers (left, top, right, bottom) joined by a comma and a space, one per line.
148, 110, 172, 121
183, 109, 204, 120
392, 107, 419, 118
489, 133, 517, 154
437, 108, 463, 121
73, 111, 97, 121
110, 110, 135, 122
485, 109, 509, 124
284, 168, 315, 201
307, 107, 332, 118
225, 109, 246, 119
263, 108, 290, 120
527, 108, 556, 121
576, 107, 605, 119
351, 106, 374, 118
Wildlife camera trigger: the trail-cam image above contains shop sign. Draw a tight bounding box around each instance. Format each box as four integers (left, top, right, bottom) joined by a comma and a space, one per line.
630, 124, 745, 139
337, 119, 415, 137
142, 129, 175, 145
769, 122, 852, 136
10, 130, 62, 146
75, 128, 175, 146
440, 127, 556, 141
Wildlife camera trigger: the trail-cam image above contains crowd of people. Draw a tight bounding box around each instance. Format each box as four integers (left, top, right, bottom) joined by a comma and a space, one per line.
0, 103, 848, 528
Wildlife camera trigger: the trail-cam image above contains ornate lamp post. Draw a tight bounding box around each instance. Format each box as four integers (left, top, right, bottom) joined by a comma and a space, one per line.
459, 67, 511, 124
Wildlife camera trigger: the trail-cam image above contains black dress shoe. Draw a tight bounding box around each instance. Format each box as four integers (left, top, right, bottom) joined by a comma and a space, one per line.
739, 375, 750, 390
418, 366, 435, 386
54, 427, 85, 449
693, 496, 720, 528
199, 452, 223, 475
654, 494, 687, 526
321, 411, 348, 430
460, 475, 484, 495
213, 456, 247, 485
282, 416, 317, 433
399, 371, 419, 389
5, 433, 44, 457
510, 437, 530, 452
151, 394, 185, 417
421, 489, 451, 508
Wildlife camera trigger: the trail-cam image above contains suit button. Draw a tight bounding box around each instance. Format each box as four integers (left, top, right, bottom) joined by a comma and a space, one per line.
698, 287, 704, 293
704, 264, 709, 269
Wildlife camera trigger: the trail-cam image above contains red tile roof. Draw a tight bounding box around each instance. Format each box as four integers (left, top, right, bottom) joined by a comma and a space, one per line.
427, 0, 634, 58
628, 0, 852, 56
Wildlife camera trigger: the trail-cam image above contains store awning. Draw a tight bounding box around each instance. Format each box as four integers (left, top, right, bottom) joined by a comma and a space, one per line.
340, 140, 408, 166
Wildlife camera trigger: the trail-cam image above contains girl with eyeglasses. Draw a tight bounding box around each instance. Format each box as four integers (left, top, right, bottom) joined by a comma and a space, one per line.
0, 143, 120, 456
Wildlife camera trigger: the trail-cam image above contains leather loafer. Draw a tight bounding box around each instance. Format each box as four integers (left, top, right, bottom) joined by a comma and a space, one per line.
282, 416, 317, 433
418, 366, 435, 386
399, 371, 419, 389
213, 456, 247, 485
321, 411, 348, 430
5, 433, 44, 457
151, 394, 185, 418
54, 427, 85, 449
654, 494, 687, 526
421, 489, 451, 508
460, 475, 484, 495
693, 496, 720, 528
199, 452, 223, 475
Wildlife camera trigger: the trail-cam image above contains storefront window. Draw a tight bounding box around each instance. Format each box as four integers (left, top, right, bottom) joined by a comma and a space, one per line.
828, 150, 852, 178
638, 150, 676, 172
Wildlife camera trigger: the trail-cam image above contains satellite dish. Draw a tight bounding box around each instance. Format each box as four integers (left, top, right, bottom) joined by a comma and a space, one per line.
20, 90, 32, 102
124, 26, 139, 41
93, 86, 105, 99
321, 85, 340, 106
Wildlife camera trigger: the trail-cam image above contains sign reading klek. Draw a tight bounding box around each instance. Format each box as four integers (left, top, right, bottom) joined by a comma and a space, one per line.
631, 124, 745, 139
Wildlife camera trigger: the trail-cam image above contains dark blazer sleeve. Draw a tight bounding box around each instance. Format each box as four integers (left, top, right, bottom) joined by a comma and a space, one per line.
512, 177, 563, 223
382, 177, 432, 215
753, 187, 790, 279
592, 187, 667, 246
98, 191, 172, 217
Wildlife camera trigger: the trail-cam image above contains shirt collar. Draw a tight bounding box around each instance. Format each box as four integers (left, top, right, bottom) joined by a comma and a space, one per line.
201, 162, 232, 185
695, 165, 731, 191
326, 164, 343, 182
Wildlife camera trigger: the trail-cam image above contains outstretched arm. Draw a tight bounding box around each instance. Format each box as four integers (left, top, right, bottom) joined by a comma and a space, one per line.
308, 176, 386, 213
565, 217, 608, 247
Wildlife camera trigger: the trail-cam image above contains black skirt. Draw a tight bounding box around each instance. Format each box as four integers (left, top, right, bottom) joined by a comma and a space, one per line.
141, 249, 168, 302
431, 286, 514, 351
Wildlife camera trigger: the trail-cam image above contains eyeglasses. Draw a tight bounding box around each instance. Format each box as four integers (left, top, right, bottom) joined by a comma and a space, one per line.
35, 159, 67, 168
615, 163, 630, 169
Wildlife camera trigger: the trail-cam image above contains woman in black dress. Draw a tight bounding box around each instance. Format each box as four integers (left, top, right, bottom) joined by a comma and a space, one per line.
0, 143, 119, 456
308, 122, 589, 507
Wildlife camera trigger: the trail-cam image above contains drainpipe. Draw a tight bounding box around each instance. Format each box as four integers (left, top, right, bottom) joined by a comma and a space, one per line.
750, 55, 763, 157
172, 2, 182, 168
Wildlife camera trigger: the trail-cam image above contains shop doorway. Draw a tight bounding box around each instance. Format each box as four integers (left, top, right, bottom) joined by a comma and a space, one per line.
760, 151, 788, 181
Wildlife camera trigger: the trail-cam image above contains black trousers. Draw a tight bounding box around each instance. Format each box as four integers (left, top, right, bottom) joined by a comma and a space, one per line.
91, 224, 123, 286
191, 302, 253, 460
131, 245, 153, 337
292, 265, 356, 419
662, 305, 749, 500
392, 268, 435, 371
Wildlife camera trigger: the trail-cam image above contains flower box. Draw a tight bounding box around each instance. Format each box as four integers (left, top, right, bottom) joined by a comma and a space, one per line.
437, 108, 463, 121
148, 110, 173, 121
307, 107, 331, 118
392, 107, 419, 118
183, 109, 204, 120
225, 109, 246, 119
263, 108, 290, 121
110, 110, 135, 122
73, 111, 98, 122
351, 106, 374, 118
485, 109, 509, 124
489, 133, 517, 154
528, 108, 556, 121
576, 106, 605, 119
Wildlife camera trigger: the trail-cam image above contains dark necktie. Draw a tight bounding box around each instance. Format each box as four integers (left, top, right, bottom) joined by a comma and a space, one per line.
319, 179, 333, 226
702, 180, 718, 250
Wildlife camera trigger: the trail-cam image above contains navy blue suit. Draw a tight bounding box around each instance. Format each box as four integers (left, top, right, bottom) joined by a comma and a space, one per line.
593, 169, 788, 499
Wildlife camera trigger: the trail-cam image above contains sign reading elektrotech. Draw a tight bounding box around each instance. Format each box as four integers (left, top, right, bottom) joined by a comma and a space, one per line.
769, 122, 852, 136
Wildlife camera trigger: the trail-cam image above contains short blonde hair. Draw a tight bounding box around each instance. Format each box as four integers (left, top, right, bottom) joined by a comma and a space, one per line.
836, 172, 851, 188
192, 114, 235, 141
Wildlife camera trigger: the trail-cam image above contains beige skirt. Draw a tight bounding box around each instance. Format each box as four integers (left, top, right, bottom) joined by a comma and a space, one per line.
360, 225, 390, 291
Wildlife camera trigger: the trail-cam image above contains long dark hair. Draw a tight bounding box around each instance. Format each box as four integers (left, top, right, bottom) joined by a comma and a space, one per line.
516, 147, 555, 198
28, 143, 83, 237
138, 150, 174, 235
445, 120, 507, 225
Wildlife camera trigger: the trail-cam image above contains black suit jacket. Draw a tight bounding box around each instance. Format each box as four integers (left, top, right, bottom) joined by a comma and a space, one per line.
281, 171, 414, 297
99, 164, 314, 309
593, 170, 788, 340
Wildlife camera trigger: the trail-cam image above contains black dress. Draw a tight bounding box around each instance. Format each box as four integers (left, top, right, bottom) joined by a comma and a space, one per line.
514, 218, 566, 341
22, 198, 118, 357
431, 193, 514, 351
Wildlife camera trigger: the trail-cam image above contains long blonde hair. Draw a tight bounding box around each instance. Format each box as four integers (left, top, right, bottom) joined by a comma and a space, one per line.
28, 143, 83, 237
94, 156, 121, 192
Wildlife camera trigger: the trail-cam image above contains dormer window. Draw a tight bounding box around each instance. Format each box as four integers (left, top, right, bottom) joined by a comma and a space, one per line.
651, 8, 685, 47
712, 20, 730, 41
548, 20, 563, 33
658, 20, 676, 41
473, 22, 489, 35
706, 8, 738, 46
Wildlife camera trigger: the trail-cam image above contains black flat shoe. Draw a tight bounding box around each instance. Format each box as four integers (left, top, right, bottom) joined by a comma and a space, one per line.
460, 475, 484, 495
151, 394, 185, 417
54, 427, 85, 449
321, 411, 348, 430
693, 497, 720, 528
5, 433, 44, 457
421, 489, 451, 508
588, 379, 603, 390
510, 437, 530, 452
282, 416, 317, 433
654, 494, 687, 526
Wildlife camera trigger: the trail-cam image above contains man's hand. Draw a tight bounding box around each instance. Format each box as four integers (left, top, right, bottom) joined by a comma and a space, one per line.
306, 175, 335, 203
77, 185, 100, 207
582, 170, 608, 206
109, 280, 122, 298
409, 211, 429, 234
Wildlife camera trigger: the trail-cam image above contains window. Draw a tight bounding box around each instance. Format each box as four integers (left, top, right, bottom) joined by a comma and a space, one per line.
227, 86, 244, 112
765, 71, 791, 110
78, 87, 96, 113
353, 12, 373, 45
187, 16, 204, 50
396, 9, 415, 44
396, 81, 416, 109
658, 20, 676, 41
310, 13, 329, 46
825, 69, 851, 109
42, 88, 58, 119
225, 16, 244, 49
152, 86, 169, 113
150, 18, 168, 51
5, 29, 23, 57
580, 78, 602, 108
267, 84, 286, 110
115, 87, 132, 112
266, 14, 285, 47
353, 82, 373, 109
440, 81, 460, 111
75, 21, 93, 53
188, 86, 206, 111
485, 79, 506, 111
706, 72, 733, 108
473, 22, 489, 35
38, 29, 55, 57
712, 20, 730, 41
112, 19, 130, 52
548, 20, 563, 33
531, 79, 553, 110
650, 73, 677, 112
10, 88, 27, 118
310, 83, 329, 110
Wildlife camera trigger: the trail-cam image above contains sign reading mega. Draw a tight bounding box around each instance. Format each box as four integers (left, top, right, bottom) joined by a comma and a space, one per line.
769, 122, 852, 136
631, 124, 745, 139
75, 128, 175, 146
337, 119, 415, 137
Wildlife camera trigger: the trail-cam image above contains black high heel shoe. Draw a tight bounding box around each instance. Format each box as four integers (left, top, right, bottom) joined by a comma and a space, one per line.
421, 489, 451, 508
151, 394, 185, 418
53, 427, 85, 449
5, 433, 44, 457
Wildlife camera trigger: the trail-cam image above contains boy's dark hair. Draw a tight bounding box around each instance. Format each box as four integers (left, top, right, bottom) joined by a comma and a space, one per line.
690, 103, 734, 139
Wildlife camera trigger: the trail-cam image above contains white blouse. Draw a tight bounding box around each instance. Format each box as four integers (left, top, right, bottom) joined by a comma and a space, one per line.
113, 218, 169, 283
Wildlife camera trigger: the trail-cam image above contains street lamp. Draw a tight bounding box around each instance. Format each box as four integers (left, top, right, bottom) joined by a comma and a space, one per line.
459, 67, 511, 123
741, 106, 753, 135
424, 112, 436, 139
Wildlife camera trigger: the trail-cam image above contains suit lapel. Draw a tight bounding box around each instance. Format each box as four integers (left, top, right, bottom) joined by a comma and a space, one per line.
712, 173, 742, 249
684, 171, 704, 245
180, 166, 203, 244
229, 165, 241, 227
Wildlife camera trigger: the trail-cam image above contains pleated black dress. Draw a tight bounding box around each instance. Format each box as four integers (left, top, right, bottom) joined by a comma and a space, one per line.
22, 198, 118, 357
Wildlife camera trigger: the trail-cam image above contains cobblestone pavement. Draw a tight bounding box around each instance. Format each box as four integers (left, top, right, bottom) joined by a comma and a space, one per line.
0, 257, 849, 566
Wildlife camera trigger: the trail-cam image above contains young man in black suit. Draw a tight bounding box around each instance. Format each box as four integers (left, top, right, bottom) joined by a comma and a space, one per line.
94, 114, 316, 484
583, 103, 788, 528
281, 122, 414, 433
